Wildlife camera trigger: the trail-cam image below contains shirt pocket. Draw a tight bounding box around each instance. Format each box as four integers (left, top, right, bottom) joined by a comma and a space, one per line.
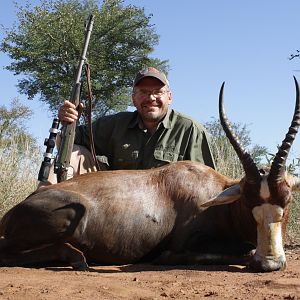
154, 149, 183, 163
113, 143, 140, 169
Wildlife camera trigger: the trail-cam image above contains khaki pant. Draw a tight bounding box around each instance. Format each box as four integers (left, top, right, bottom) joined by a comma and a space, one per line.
39, 145, 103, 186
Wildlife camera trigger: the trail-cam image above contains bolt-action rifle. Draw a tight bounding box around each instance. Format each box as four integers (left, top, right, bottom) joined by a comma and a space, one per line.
38, 14, 95, 183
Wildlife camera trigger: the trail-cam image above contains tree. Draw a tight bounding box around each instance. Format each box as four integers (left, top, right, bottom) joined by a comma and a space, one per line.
205, 118, 268, 178
0, 98, 35, 151
1, 0, 168, 118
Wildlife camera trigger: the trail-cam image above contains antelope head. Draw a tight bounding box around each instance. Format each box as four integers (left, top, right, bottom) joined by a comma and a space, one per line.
205, 77, 300, 272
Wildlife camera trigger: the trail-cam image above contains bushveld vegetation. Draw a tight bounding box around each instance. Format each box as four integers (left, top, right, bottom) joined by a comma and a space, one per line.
0, 133, 40, 214
0, 99, 40, 216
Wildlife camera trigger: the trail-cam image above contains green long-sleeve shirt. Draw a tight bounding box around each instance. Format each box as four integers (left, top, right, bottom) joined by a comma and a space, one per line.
75, 109, 216, 170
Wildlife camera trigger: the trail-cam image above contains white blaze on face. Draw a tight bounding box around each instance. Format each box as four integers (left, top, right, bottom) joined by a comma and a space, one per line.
252, 203, 286, 261
259, 177, 271, 200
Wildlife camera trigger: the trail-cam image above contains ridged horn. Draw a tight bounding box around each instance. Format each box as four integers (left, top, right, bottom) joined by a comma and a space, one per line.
219, 82, 261, 184
268, 76, 300, 183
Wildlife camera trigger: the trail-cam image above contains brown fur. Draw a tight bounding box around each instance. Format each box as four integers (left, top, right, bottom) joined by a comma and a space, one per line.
0, 161, 291, 271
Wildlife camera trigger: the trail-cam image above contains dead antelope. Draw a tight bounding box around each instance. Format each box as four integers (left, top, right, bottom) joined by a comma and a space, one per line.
0, 77, 299, 272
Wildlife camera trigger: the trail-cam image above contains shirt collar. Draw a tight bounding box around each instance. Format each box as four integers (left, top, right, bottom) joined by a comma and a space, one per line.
161, 108, 172, 129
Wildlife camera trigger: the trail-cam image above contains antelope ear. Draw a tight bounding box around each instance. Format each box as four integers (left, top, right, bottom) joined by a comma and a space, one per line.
201, 184, 241, 207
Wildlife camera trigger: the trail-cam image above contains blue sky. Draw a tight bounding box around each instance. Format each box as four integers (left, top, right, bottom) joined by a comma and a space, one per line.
1, 0, 300, 162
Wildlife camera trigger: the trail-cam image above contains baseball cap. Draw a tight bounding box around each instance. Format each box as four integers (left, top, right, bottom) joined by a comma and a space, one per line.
133, 67, 169, 87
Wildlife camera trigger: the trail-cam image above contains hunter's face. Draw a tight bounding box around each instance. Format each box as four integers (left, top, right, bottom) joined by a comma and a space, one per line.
132, 77, 172, 123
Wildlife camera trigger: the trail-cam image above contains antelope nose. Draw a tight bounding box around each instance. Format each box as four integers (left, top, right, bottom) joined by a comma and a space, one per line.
250, 255, 286, 272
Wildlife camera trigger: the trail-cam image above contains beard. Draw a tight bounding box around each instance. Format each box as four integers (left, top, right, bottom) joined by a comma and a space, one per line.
140, 108, 167, 123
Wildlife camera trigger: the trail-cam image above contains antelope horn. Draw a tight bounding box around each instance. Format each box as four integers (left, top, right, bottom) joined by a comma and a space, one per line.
219, 82, 261, 184
268, 76, 300, 183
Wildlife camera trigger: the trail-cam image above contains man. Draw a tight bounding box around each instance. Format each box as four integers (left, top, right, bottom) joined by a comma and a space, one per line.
49, 67, 215, 183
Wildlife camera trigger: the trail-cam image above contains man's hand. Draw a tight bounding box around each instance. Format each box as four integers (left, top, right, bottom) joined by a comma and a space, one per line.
58, 100, 84, 123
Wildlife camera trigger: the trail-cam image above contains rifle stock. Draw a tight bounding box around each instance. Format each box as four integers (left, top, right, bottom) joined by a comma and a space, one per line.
38, 14, 95, 183
54, 82, 81, 182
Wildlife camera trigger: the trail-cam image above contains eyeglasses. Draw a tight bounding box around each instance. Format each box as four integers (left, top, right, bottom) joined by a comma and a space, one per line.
133, 89, 169, 98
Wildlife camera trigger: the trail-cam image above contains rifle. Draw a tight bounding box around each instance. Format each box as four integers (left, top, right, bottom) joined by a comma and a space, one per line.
38, 14, 95, 183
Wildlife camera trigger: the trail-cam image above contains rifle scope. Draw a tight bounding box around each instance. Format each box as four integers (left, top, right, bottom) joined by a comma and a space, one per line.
38, 118, 60, 182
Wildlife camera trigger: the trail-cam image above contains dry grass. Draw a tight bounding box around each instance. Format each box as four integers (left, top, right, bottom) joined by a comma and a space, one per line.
0, 134, 40, 216
286, 193, 300, 245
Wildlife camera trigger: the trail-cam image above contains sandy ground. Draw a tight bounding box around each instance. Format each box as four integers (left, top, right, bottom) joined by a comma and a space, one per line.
0, 247, 299, 300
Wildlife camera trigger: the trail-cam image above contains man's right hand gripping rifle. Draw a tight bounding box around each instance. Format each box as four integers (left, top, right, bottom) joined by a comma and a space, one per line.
58, 100, 83, 124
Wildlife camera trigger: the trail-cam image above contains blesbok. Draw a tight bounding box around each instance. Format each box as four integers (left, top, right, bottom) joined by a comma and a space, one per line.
0, 78, 299, 272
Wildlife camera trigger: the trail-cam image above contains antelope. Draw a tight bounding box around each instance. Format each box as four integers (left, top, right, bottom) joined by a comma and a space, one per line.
0, 78, 299, 272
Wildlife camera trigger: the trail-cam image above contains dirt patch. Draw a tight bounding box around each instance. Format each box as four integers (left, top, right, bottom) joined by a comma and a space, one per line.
0, 249, 299, 300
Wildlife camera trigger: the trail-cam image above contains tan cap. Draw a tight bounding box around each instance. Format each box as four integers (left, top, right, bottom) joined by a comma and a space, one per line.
133, 67, 169, 87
